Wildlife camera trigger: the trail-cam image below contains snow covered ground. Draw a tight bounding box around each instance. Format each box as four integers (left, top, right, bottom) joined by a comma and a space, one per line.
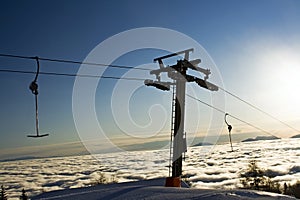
1, 138, 300, 199
32, 178, 296, 200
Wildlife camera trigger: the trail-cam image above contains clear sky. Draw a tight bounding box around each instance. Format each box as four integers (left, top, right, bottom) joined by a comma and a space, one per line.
1, 0, 300, 159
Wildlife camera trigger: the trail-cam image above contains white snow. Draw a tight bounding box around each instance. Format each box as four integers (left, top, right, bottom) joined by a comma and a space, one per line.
31, 178, 296, 200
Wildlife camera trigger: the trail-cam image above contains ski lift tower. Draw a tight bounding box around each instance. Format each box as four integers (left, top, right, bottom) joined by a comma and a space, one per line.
144, 48, 218, 187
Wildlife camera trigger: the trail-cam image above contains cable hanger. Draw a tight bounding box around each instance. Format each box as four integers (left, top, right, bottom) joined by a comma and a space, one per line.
27, 57, 49, 138
224, 113, 233, 152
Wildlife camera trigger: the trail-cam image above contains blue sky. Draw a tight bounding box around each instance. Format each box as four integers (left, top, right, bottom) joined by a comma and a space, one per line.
1, 0, 300, 157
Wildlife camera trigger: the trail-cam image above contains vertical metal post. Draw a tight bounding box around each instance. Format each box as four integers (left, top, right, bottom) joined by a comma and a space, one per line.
172, 62, 187, 178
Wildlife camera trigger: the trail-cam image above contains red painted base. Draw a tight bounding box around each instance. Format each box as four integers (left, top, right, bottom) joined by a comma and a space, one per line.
165, 177, 181, 187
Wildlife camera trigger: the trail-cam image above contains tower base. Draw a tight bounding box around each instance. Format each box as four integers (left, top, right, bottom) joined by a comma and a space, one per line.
165, 177, 181, 187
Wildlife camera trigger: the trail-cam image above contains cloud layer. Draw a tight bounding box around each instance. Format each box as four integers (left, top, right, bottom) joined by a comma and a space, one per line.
1, 138, 300, 199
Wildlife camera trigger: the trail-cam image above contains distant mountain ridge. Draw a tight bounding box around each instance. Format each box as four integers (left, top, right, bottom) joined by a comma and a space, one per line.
0, 156, 40, 162
242, 135, 280, 142
291, 134, 300, 138
193, 142, 213, 146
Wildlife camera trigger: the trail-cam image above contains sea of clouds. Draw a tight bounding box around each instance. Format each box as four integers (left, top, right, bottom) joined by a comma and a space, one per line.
1, 138, 300, 199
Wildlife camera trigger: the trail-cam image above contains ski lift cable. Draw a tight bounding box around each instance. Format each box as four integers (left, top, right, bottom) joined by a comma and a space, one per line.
186, 93, 277, 137
218, 87, 300, 133
0, 68, 146, 81
1, 64, 294, 134
0, 53, 151, 71
0, 53, 299, 133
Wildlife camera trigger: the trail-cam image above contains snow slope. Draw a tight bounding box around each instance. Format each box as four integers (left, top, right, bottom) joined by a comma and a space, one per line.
32, 178, 296, 200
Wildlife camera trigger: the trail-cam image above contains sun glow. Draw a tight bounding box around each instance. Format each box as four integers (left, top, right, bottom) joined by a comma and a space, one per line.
260, 47, 300, 119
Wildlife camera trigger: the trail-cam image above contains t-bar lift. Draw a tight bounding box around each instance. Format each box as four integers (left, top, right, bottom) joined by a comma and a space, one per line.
27, 57, 49, 138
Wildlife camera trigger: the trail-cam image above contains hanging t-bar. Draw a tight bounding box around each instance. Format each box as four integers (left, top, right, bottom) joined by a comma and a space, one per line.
225, 113, 233, 151
27, 57, 49, 138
